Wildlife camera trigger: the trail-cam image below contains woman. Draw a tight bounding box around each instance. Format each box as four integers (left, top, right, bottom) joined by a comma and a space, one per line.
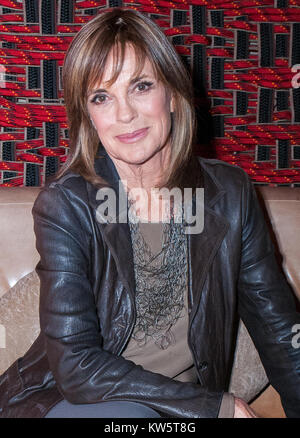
0, 8, 299, 418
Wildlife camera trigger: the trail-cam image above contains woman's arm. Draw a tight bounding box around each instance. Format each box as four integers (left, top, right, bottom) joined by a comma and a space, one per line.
33, 180, 223, 418
237, 174, 300, 418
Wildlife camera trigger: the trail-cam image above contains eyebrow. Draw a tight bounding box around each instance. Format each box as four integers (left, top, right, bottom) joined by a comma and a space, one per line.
88, 74, 150, 97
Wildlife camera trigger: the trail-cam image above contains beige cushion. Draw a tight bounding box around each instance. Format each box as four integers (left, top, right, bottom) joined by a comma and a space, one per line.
229, 320, 268, 402
0, 270, 40, 375
258, 187, 300, 301
0, 187, 40, 299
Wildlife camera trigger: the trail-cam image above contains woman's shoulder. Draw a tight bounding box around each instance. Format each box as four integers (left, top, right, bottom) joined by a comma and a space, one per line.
33, 169, 90, 216
42, 169, 89, 198
197, 156, 250, 189
46, 168, 86, 190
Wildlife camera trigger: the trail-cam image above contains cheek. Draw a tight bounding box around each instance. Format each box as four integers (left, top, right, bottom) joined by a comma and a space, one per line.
140, 94, 172, 124
91, 113, 111, 137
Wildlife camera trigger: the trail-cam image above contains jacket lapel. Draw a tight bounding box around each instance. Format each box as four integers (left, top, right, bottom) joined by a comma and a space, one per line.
187, 160, 229, 314
87, 145, 136, 299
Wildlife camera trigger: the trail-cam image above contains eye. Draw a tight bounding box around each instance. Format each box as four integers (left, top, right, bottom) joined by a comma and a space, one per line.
136, 81, 153, 92
90, 94, 108, 105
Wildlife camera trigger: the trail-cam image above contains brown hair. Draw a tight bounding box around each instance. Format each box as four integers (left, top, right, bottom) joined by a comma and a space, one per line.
57, 8, 196, 189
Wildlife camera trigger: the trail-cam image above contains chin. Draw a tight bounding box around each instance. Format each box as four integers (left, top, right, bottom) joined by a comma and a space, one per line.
122, 148, 155, 165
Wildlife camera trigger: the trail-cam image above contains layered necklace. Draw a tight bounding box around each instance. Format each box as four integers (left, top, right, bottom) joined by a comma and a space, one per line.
128, 202, 188, 350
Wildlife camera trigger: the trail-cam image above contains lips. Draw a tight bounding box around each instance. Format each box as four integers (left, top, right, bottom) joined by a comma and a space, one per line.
116, 127, 148, 144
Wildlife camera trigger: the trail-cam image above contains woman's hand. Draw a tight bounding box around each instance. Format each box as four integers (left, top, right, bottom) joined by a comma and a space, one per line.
234, 397, 260, 418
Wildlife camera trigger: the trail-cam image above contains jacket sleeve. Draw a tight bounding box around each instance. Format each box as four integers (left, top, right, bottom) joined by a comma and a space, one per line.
33, 181, 224, 418
237, 174, 300, 418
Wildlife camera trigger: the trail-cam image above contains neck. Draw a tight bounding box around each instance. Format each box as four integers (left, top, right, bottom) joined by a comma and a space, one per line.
109, 144, 171, 193
107, 144, 172, 222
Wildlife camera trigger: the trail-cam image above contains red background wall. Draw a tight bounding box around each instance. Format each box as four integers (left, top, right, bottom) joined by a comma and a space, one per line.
0, 0, 299, 187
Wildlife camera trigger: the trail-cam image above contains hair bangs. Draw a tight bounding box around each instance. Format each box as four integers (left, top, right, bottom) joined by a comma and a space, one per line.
86, 37, 150, 102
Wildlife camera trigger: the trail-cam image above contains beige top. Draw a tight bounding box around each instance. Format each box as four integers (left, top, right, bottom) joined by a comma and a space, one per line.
122, 221, 234, 417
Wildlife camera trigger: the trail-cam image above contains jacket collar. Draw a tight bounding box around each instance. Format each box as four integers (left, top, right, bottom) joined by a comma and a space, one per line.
94, 144, 120, 190
88, 145, 135, 298
88, 144, 229, 310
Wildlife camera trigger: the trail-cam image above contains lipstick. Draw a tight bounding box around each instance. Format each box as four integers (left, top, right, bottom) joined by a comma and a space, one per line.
116, 127, 148, 144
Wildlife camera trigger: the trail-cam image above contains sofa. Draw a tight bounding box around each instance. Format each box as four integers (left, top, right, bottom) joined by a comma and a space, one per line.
0, 185, 299, 418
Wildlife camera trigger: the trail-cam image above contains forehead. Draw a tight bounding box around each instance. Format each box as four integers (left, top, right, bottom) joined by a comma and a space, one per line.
105, 47, 152, 82
88, 44, 157, 92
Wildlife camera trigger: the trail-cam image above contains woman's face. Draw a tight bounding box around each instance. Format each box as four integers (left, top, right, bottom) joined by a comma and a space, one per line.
87, 45, 174, 167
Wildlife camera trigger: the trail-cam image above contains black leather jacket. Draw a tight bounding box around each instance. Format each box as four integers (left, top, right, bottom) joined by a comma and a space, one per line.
0, 147, 299, 418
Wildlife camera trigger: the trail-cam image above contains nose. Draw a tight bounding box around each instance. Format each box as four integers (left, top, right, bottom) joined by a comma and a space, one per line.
115, 96, 137, 123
